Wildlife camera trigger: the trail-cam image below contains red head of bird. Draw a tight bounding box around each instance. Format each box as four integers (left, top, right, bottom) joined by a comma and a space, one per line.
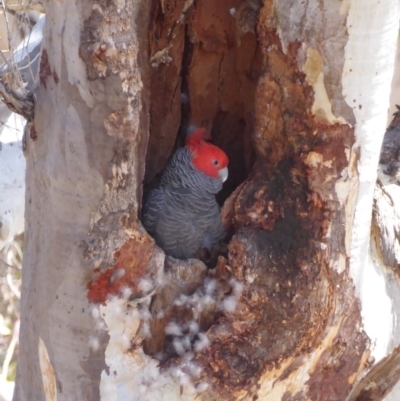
185, 128, 229, 182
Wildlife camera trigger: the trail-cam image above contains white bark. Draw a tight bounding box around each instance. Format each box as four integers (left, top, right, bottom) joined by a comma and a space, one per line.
343, 0, 400, 363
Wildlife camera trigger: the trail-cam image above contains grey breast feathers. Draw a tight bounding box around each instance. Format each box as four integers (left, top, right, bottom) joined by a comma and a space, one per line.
142, 185, 224, 259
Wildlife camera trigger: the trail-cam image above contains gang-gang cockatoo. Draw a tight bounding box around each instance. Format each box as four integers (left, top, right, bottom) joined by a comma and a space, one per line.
142, 128, 229, 259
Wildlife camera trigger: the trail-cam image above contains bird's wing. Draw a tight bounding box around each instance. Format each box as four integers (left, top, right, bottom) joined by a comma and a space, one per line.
142, 186, 165, 237
142, 185, 223, 258
155, 187, 203, 258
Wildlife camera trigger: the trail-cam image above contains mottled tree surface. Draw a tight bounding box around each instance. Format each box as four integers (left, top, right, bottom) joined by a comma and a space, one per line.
13, 0, 400, 400
139, 0, 366, 398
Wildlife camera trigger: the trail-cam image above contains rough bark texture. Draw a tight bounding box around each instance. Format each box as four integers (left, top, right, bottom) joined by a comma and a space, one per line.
13, 0, 400, 400
89, 0, 371, 399
14, 0, 153, 399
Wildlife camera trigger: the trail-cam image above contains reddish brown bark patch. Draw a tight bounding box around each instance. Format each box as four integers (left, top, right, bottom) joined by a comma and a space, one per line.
52, 69, 59, 84
87, 235, 158, 304
30, 124, 38, 141
39, 49, 52, 89
307, 324, 368, 401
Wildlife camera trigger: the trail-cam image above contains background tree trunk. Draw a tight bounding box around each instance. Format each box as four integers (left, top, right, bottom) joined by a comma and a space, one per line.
13, 0, 400, 400
13, 0, 152, 399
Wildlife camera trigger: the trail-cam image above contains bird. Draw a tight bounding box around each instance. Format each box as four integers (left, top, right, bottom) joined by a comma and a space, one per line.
142, 128, 229, 260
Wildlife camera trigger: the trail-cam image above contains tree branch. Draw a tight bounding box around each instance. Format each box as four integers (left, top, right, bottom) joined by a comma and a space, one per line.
0, 79, 34, 121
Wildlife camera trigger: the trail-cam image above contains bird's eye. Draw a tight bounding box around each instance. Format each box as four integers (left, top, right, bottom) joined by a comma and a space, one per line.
213, 160, 219, 166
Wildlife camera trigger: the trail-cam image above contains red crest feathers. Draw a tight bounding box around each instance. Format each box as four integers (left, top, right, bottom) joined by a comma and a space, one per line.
185, 128, 212, 146
185, 127, 229, 178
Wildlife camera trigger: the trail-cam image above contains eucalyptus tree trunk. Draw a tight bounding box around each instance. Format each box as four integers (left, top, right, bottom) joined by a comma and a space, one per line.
12, 0, 400, 401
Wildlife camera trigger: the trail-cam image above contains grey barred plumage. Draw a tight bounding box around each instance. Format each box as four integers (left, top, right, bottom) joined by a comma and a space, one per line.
142, 145, 227, 259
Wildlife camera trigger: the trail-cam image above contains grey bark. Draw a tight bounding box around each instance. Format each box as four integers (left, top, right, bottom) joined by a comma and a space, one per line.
13, 0, 151, 399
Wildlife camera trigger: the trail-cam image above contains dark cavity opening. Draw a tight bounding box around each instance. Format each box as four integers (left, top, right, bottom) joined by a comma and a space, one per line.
144, 0, 262, 204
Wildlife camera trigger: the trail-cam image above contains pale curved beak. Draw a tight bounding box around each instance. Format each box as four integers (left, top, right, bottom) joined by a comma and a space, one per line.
218, 167, 228, 182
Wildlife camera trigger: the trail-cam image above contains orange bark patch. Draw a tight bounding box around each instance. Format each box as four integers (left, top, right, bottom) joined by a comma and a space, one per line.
87, 235, 155, 304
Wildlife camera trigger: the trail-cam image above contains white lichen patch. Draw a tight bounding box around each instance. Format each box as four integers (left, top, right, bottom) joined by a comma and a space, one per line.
219, 295, 238, 313
120, 286, 133, 299
150, 45, 173, 68
89, 335, 100, 352
205, 278, 217, 295
332, 253, 346, 275
99, 298, 207, 401
165, 322, 183, 337
173, 338, 186, 355
98, 263, 242, 400
188, 321, 199, 335
138, 278, 154, 293
304, 151, 323, 168
218, 278, 243, 313
116, 0, 126, 13
179, 0, 195, 22
193, 333, 210, 352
